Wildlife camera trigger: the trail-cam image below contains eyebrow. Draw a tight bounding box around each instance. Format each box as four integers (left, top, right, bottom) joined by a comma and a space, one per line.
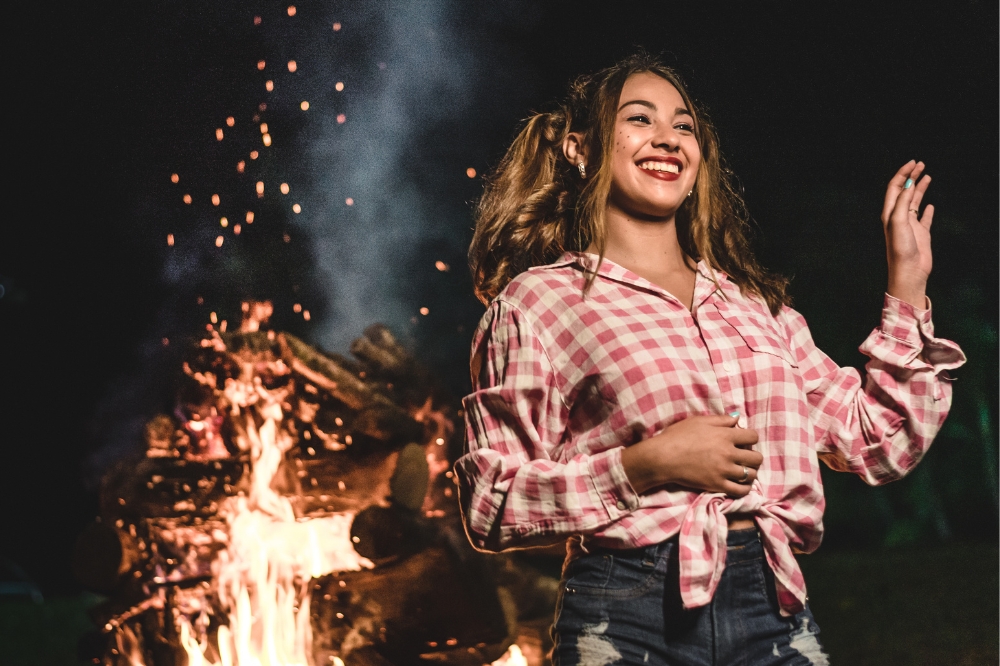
618, 100, 693, 117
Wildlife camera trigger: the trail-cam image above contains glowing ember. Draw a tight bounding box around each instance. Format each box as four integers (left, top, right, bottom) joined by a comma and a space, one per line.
292, 204, 301, 214
167, 234, 175, 246
260, 123, 268, 134
250, 151, 259, 160
262, 133, 272, 147
233, 224, 242, 235
237, 161, 245, 173
302, 310, 311, 322
226, 116, 235, 127
216, 236, 224, 248
300, 101, 309, 111
171, 173, 180, 183
253, 15, 261, 25
183, 194, 193, 204
287, 60, 297, 72
332, 22, 341, 31
287, 5, 296, 16
216, 128, 225, 141
257, 60, 266, 70
293, 303, 302, 313
435, 260, 449, 272
419, 307, 429, 316
256, 182, 264, 196
210, 312, 218, 324
245, 211, 255, 224
466, 167, 477, 178
334, 82, 344, 92
280, 183, 290, 194
212, 194, 221, 206
336, 114, 346, 124
344, 198, 354, 206
220, 217, 229, 228
265, 80, 274, 92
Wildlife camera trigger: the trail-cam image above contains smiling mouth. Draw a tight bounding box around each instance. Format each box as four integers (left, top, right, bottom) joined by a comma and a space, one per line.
638, 161, 680, 174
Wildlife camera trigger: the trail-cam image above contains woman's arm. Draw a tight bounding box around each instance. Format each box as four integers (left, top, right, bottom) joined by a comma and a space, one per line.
781, 162, 965, 483
456, 300, 639, 550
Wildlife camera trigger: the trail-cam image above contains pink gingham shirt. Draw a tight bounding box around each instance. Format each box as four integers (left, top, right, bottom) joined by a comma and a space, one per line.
456, 251, 965, 615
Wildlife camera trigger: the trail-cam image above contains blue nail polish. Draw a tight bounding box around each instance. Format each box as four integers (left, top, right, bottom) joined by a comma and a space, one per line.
728, 411, 741, 418
904, 178, 913, 189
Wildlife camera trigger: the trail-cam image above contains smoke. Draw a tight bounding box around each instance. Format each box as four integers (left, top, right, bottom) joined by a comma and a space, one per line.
268, 0, 538, 351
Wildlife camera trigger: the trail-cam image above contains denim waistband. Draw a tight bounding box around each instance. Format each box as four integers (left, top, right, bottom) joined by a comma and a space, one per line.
569, 526, 762, 566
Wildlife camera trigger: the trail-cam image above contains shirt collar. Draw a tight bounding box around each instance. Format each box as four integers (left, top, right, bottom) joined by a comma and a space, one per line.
551, 251, 730, 308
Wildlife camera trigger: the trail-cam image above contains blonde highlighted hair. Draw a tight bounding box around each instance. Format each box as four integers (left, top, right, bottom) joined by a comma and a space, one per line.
469, 52, 790, 315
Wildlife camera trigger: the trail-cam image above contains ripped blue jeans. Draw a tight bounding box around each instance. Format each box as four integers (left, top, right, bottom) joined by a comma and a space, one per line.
551, 528, 829, 665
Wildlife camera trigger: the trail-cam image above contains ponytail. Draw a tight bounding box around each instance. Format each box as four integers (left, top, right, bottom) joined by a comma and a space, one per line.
468, 109, 580, 304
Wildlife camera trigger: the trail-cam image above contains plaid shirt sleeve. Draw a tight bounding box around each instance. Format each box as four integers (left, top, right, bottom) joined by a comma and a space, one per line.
781, 294, 967, 485
456, 299, 639, 551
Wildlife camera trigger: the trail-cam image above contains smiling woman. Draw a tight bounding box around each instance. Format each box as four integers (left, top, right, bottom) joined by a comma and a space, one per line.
458, 52, 966, 666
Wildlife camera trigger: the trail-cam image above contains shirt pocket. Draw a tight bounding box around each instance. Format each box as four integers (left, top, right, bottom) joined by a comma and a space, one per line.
716, 301, 798, 369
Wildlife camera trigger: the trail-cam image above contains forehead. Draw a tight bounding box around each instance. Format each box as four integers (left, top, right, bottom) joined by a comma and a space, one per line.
618, 72, 685, 110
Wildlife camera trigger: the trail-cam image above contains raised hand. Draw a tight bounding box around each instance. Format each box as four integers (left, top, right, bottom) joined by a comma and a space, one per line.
621, 414, 763, 498
882, 160, 934, 308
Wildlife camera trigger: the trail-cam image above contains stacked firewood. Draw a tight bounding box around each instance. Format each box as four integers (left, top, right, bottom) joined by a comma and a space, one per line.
73, 305, 560, 666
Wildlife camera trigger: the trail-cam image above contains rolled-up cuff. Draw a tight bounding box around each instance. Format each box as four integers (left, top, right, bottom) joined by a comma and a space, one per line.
588, 446, 641, 520
874, 294, 966, 371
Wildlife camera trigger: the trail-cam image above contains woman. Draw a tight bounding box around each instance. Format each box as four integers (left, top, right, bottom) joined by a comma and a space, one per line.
456, 53, 965, 665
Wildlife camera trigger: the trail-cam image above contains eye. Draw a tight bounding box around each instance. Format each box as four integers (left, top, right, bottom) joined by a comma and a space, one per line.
626, 114, 651, 124
675, 122, 694, 133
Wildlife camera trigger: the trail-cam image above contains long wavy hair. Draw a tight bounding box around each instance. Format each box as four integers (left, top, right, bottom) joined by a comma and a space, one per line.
468, 52, 790, 315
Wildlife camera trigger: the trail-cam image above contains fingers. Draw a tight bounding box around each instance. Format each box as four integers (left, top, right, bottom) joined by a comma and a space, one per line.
694, 414, 740, 428
733, 447, 764, 470
730, 427, 759, 447
921, 203, 935, 229
909, 174, 931, 214
882, 160, 916, 222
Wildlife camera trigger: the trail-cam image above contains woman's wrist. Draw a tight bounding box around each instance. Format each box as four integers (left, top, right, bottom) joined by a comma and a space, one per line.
621, 439, 670, 494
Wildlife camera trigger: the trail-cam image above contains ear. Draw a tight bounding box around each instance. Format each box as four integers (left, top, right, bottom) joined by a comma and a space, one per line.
562, 132, 588, 166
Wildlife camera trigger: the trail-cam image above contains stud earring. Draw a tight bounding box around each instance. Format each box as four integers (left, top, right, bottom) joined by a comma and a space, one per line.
686, 189, 693, 198
577, 162, 586, 179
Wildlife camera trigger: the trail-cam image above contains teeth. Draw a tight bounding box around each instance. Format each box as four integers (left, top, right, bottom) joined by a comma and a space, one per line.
639, 161, 679, 173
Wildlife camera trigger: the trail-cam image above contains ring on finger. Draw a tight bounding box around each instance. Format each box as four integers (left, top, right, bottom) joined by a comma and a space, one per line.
739, 465, 749, 483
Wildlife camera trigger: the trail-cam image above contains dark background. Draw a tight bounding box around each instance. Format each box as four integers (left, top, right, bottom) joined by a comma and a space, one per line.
1, 1, 996, 660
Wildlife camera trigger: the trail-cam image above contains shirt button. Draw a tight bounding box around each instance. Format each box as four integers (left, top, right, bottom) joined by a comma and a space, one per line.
722, 360, 737, 373
616, 500, 627, 511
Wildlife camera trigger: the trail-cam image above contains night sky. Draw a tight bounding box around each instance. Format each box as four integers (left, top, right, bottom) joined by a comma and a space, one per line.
3, 1, 996, 593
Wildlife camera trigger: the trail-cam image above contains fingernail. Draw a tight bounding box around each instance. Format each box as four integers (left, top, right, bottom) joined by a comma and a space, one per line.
904, 178, 913, 189
728, 411, 741, 418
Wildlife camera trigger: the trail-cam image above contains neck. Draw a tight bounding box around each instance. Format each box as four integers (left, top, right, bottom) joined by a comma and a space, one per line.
587, 202, 697, 309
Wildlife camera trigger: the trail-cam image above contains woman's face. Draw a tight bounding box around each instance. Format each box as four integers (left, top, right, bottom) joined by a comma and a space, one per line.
608, 72, 701, 220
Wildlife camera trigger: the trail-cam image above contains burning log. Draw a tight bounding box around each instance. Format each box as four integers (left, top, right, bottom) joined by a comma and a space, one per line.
79, 312, 549, 666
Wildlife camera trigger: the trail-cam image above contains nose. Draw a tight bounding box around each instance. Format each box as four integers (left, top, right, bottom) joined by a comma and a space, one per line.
652, 124, 681, 151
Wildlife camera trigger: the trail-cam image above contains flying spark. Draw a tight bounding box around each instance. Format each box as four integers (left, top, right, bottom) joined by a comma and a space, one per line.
263, 133, 272, 146
287, 61, 297, 72
332, 22, 341, 31
226, 116, 235, 127
466, 167, 476, 178
257, 60, 266, 70
250, 150, 259, 160
167, 234, 175, 246
216, 128, 224, 141
266, 80, 274, 92
287, 5, 296, 16
183, 194, 192, 204
280, 183, 290, 194
336, 114, 346, 124
170, 173, 179, 183
345, 197, 354, 206
435, 261, 449, 272
245, 211, 255, 223
216, 236, 224, 247
212, 194, 221, 206
292, 204, 301, 214
335, 81, 344, 91
220, 217, 229, 228
300, 101, 310, 110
